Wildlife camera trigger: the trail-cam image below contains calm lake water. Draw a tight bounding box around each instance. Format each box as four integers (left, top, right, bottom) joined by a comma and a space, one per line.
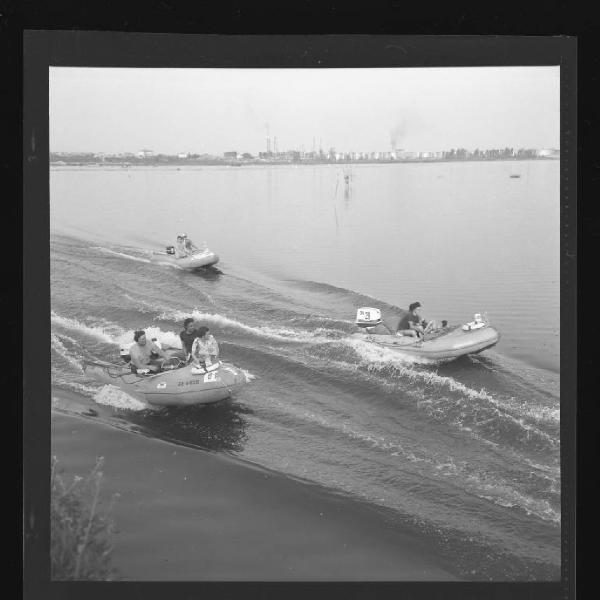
50, 160, 560, 580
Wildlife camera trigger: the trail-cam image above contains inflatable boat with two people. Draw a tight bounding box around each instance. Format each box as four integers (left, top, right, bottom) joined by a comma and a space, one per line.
151, 232, 219, 270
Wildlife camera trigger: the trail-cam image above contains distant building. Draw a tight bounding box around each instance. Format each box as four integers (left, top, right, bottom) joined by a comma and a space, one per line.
136, 149, 154, 158
396, 150, 419, 160
537, 148, 560, 158
177, 152, 189, 159
224, 151, 238, 159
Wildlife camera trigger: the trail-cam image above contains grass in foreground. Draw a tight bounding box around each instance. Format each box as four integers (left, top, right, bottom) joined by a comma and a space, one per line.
51, 456, 119, 580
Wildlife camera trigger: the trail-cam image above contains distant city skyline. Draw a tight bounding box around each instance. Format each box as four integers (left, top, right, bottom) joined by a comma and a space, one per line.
51, 145, 558, 159
50, 67, 560, 155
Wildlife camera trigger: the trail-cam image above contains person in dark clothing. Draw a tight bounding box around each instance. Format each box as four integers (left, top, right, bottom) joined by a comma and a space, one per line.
396, 302, 425, 338
179, 318, 199, 358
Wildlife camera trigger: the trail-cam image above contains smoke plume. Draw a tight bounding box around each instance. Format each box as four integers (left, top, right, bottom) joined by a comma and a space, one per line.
390, 121, 408, 150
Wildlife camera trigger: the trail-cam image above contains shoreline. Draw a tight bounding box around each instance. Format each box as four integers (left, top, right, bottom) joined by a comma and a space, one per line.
51, 409, 458, 581
50, 156, 558, 169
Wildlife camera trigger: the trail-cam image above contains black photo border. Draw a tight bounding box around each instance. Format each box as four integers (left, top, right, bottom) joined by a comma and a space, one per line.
19, 29, 577, 600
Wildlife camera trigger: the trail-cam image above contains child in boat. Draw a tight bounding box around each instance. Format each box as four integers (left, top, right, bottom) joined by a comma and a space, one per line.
191, 326, 220, 370
175, 234, 188, 258
423, 319, 448, 333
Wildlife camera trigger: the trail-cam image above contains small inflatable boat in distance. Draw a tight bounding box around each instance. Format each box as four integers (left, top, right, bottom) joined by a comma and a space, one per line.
351, 307, 500, 361
83, 345, 248, 407
151, 245, 219, 270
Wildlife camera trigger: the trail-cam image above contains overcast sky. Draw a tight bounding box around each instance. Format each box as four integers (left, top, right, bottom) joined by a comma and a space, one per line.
50, 66, 560, 155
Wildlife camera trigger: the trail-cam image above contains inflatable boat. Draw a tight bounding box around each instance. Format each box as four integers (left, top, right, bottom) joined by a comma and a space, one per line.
151, 247, 219, 270
83, 346, 248, 407
352, 307, 500, 361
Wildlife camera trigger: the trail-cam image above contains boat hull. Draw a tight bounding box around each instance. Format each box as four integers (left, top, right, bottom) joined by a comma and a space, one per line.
352, 325, 500, 361
85, 361, 248, 407
151, 250, 219, 270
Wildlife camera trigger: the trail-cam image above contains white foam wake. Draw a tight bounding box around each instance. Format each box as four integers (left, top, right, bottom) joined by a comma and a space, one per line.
93, 247, 152, 264
241, 369, 257, 382
51, 311, 120, 344
51, 334, 85, 373
51, 311, 183, 350
262, 394, 560, 525
490, 396, 560, 426
338, 337, 558, 447
159, 309, 343, 345
92, 385, 148, 411
343, 336, 437, 367
345, 337, 495, 400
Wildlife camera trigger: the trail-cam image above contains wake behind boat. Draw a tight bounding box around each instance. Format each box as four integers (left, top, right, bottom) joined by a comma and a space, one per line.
351, 307, 500, 361
151, 247, 219, 270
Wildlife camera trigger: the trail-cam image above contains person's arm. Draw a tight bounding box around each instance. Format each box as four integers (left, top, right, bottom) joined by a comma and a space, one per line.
190, 338, 202, 365
409, 316, 424, 334
208, 335, 219, 359
423, 319, 436, 333
179, 334, 189, 357
152, 342, 168, 359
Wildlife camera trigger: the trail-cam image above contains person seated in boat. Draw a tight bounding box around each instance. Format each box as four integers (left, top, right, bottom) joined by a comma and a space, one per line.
396, 302, 426, 338
421, 319, 449, 335
175, 234, 188, 258
191, 326, 220, 370
179, 317, 200, 359
129, 330, 168, 373
184, 237, 199, 254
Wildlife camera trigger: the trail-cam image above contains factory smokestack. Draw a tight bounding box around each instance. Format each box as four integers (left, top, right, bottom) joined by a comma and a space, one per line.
266, 123, 271, 154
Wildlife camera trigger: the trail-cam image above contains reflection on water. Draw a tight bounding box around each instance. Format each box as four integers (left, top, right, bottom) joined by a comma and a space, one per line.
127, 400, 251, 453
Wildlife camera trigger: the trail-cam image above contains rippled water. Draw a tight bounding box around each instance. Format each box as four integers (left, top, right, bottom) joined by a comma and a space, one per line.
50, 160, 560, 580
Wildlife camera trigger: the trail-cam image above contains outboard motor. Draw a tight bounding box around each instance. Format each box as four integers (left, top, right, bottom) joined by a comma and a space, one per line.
355, 307, 382, 329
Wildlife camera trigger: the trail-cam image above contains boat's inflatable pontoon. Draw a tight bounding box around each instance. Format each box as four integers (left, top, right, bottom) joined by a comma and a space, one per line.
84, 345, 248, 407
